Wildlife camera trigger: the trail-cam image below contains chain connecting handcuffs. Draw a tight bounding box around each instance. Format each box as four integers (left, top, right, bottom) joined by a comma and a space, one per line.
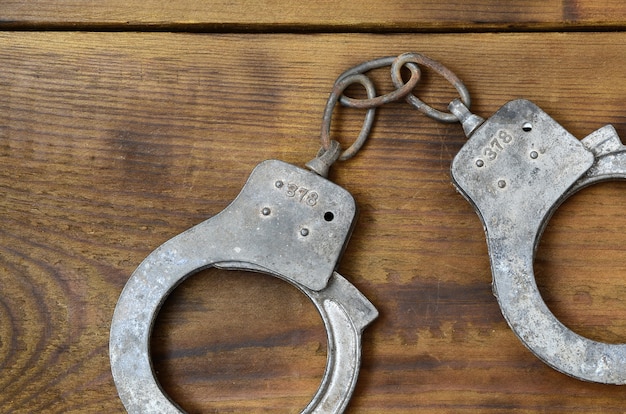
110, 52, 626, 413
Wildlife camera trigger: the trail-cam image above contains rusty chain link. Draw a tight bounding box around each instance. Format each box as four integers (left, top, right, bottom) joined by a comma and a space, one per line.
317, 52, 472, 163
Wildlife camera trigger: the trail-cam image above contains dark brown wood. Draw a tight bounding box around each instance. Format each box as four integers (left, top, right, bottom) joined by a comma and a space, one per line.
2, 0, 626, 30
3, 31, 626, 412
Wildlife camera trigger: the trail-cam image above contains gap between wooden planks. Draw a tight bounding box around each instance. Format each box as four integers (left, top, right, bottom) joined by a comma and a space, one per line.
2, 0, 626, 31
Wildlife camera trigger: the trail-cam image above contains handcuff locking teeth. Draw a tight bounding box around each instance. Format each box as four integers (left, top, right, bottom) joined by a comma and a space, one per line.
325, 52, 626, 384
109, 72, 381, 412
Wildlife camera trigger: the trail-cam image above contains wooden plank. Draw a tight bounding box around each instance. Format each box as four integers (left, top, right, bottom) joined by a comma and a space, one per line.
2, 0, 626, 30
2, 32, 626, 412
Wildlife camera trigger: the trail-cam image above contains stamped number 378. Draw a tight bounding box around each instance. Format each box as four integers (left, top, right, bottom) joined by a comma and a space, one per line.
482, 129, 514, 161
285, 183, 319, 206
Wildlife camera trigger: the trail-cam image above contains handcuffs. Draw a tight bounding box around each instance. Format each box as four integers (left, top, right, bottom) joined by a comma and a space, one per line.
110, 51, 626, 413
108, 81, 380, 411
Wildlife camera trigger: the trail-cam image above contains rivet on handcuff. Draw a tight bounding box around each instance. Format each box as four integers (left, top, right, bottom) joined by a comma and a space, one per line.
324, 52, 626, 384
108, 67, 388, 411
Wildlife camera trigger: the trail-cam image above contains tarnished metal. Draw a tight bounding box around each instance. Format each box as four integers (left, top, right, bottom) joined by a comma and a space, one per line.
320, 53, 468, 163
337, 58, 421, 110
306, 140, 343, 178
448, 99, 485, 137
110, 160, 378, 413
390, 52, 471, 123
451, 99, 626, 383
320, 72, 377, 161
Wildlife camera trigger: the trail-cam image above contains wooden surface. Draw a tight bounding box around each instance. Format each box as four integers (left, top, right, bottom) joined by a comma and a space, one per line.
3, 5, 626, 414
3, 0, 626, 30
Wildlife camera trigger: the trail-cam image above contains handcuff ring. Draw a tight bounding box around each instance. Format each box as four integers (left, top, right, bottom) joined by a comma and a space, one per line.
110, 159, 378, 412
451, 99, 626, 383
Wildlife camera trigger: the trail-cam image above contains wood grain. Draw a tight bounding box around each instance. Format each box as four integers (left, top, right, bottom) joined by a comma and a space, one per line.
2, 0, 626, 31
3, 32, 626, 412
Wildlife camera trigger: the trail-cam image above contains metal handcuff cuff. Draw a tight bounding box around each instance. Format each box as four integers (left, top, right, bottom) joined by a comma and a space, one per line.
108, 68, 389, 412
331, 52, 626, 384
